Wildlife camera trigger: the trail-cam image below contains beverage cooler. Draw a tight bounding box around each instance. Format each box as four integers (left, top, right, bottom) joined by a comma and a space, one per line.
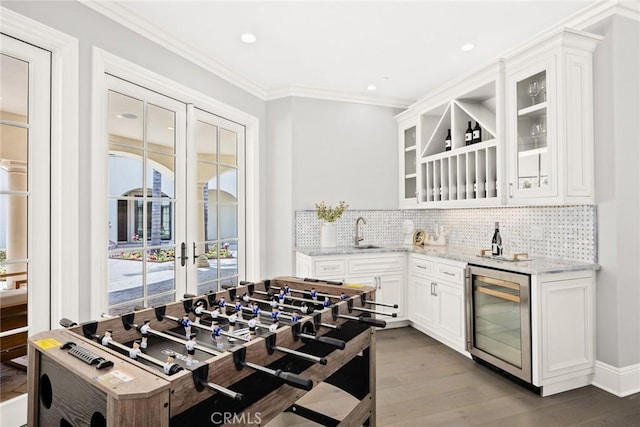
465, 265, 533, 385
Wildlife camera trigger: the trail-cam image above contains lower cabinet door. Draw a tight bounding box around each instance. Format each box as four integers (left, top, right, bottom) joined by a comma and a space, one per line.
434, 281, 465, 349
409, 274, 434, 329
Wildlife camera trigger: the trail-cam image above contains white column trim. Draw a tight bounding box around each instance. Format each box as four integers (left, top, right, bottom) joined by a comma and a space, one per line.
0, 7, 80, 328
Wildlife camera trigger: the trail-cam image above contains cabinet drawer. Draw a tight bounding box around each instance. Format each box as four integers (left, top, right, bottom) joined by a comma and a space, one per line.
348, 255, 405, 275
313, 259, 346, 277
436, 262, 464, 284
410, 256, 435, 278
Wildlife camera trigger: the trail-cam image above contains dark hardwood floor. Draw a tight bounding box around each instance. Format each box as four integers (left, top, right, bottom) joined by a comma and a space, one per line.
375, 327, 640, 427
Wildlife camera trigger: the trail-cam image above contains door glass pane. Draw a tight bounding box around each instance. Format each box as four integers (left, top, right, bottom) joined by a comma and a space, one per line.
0, 125, 28, 191
107, 83, 179, 314
193, 117, 240, 293
0, 54, 28, 123
473, 275, 522, 368
516, 70, 548, 190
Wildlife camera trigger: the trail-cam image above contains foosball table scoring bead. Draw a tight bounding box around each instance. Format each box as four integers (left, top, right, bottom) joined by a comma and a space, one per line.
28, 276, 397, 426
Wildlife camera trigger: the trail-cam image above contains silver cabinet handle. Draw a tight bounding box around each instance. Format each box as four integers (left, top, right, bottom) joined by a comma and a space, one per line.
443, 271, 455, 276
509, 182, 514, 198
416, 265, 427, 269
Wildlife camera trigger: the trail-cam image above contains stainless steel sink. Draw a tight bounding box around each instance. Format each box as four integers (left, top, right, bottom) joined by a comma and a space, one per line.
353, 245, 380, 249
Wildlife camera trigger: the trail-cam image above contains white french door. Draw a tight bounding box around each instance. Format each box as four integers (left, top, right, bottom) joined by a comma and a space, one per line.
187, 107, 245, 295
103, 76, 246, 314
0, 34, 51, 423
105, 75, 187, 314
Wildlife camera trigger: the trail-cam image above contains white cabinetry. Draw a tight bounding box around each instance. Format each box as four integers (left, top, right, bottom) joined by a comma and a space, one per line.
295, 252, 406, 327
399, 120, 418, 207
531, 270, 596, 396
408, 254, 467, 354
505, 28, 601, 205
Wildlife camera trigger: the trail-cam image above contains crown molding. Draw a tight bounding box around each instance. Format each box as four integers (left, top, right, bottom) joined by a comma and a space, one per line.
78, 0, 416, 108
79, 0, 268, 100
266, 85, 413, 109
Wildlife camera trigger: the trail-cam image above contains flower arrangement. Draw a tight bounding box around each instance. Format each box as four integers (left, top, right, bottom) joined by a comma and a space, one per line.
315, 201, 348, 223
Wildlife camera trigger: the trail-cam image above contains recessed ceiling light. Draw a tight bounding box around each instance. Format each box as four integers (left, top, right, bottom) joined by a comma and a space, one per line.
117, 113, 138, 119
240, 33, 257, 44
461, 43, 475, 52
367, 85, 377, 91
167, 126, 174, 131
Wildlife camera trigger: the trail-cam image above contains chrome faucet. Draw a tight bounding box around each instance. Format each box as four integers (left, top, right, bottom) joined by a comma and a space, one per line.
355, 217, 366, 246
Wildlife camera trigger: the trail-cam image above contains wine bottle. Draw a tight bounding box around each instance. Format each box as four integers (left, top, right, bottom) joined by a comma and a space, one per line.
445, 128, 452, 151
465, 121, 473, 146
472, 122, 482, 144
491, 222, 503, 256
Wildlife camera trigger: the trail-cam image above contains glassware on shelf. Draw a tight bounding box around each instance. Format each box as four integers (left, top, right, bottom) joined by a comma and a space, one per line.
527, 80, 539, 106
530, 122, 542, 148
539, 78, 546, 102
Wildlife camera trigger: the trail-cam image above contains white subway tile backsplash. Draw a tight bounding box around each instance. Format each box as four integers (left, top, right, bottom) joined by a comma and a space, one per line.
295, 206, 596, 263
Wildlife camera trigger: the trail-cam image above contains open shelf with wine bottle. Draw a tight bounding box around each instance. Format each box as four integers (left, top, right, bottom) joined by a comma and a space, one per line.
416, 79, 501, 206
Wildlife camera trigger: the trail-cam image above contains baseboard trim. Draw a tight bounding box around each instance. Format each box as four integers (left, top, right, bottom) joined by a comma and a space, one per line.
593, 360, 640, 397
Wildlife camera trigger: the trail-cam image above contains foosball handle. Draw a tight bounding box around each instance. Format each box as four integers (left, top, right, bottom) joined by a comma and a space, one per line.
358, 317, 387, 328
315, 336, 346, 350
275, 370, 313, 391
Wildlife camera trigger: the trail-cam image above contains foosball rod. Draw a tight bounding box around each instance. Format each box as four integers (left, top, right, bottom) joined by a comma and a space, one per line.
105, 338, 184, 375
232, 347, 313, 391
169, 315, 327, 365
271, 282, 399, 309
133, 322, 225, 356
164, 314, 246, 343
250, 285, 396, 318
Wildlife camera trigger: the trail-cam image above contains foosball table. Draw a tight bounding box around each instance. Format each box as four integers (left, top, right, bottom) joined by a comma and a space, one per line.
27, 276, 398, 426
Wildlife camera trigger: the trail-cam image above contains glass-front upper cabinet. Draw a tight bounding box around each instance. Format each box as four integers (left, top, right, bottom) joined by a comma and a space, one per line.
399, 120, 418, 206
509, 61, 556, 200
506, 29, 601, 205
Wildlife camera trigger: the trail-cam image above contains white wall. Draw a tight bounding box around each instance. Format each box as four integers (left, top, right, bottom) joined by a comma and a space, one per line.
590, 15, 640, 368
291, 97, 402, 211
264, 98, 294, 278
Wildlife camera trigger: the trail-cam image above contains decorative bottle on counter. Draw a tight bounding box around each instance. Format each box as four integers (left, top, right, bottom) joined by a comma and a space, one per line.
465, 121, 473, 146
445, 128, 452, 151
472, 122, 482, 144
491, 222, 502, 256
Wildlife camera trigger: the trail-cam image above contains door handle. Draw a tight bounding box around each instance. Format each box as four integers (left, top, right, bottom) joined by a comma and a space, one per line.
180, 242, 188, 267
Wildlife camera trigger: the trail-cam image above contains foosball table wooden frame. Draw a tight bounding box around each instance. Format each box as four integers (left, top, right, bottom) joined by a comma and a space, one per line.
28, 276, 396, 426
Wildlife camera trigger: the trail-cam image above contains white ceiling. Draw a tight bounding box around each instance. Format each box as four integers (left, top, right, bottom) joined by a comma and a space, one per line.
90, 0, 598, 106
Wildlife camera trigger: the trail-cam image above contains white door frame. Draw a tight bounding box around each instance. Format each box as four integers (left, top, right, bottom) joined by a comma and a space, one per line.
91, 48, 260, 318
0, 7, 79, 427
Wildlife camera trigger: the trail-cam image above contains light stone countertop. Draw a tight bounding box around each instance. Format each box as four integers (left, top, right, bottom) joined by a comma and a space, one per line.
294, 244, 600, 275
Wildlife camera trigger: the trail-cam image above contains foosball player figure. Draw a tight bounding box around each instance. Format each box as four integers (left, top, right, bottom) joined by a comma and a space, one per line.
340, 292, 348, 301
234, 300, 243, 313
209, 306, 220, 319
217, 296, 226, 309
251, 302, 260, 317
290, 311, 301, 323
228, 311, 238, 341
101, 329, 113, 346
271, 306, 280, 321
323, 298, 331, 308
310, 288, 318, 300
164, 353, 178, 375
277, 289, 286, 301
193, 301, 205, 319
283, 284, 291, 295
300, 302, 310, 314
185, 333, 197, 366
269, 319, 279, 333
247, 315, 258, 340
269, 296, 279, 308
242, 292, 250, 303
181, 314, 192, 339
211, 321, 223, 345
140, 319, 151, 349
129, 340, 142, 359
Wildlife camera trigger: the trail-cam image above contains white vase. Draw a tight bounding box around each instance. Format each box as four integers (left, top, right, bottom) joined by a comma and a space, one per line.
320, 222, 337, 248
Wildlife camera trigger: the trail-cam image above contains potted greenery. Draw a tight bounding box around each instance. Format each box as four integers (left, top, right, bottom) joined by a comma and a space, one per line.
315, 201, 348, 248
